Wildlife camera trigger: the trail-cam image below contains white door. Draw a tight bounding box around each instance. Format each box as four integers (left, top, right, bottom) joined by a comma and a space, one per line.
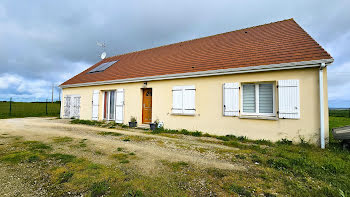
92, 90, 99, 120
115, 89, 124, 123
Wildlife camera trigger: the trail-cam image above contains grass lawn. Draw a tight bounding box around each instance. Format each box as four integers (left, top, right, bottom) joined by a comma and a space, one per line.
0, 102, 60, 119
0, 117, 349, 196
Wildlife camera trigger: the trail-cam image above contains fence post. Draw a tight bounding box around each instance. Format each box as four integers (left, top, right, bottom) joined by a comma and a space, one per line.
46, 99, 48, 115
9, 97, 12, 116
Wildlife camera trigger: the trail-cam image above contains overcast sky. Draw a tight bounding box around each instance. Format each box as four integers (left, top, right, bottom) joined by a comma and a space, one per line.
0, 0, 349, 107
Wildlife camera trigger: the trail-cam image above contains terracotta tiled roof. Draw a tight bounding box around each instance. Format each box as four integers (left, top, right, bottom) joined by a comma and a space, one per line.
61, 19, 332, 86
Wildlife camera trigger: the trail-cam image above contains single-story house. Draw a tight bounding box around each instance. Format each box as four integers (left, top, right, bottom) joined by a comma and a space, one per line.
60, 19, 333, 148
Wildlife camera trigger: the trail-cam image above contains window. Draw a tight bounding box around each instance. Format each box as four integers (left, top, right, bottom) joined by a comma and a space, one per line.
103, 90, 116, 120
88, 60, 119, 73
172, 85, 195, 115
242, 83, 275, 116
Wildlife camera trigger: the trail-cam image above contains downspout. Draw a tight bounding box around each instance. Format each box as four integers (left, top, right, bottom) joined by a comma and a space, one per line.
319, 62, 326, 149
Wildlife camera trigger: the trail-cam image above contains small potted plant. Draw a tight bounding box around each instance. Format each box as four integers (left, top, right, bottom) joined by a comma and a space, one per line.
150, 119, 159, 130
129, 116, 137, 127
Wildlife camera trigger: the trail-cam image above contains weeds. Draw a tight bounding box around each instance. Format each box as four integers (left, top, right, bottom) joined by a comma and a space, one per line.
151, 127, 203, 137
228, 184, 252, 196
27, 155, 41, 162
111, 153, 133, 164
98, 131, 123, 137
1, 151, 34, 163
49, 153, 76, 164
90, 181, 109, 197
58, 171, 74, 183
255, 139, 273, 146
277, 138, 293, 145
163, 161, 189, 171
52, 136, 73, 143
23, 141, 52, 151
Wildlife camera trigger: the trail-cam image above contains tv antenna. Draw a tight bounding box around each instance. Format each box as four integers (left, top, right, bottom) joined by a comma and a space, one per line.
97, 41, 107, 59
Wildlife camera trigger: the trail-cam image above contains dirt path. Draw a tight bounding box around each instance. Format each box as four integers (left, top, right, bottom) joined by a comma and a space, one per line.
0, 118, 244, 172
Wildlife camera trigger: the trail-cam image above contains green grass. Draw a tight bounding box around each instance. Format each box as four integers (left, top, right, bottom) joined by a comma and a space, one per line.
70, 119, 104, 126
98, 131, 123, 137
52, 136, 74, 143
90, 181, 110, 197
57, 171, 74, 183
0, 102, 60, 119
0, 138, 188, 196
151, 127, 203, 136
49, 153, 76, 164
60, 116, 350, 195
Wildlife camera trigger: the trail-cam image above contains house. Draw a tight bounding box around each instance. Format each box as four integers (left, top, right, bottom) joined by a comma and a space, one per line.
59, 19, 333, 147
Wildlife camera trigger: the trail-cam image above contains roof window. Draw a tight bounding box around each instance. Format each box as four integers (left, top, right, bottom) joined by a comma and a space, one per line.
88, 60, 119, 73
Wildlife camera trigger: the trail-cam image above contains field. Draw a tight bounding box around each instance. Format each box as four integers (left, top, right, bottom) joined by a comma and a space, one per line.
0, 102, 60, 119
329, 109, 350, 118
0, 117, 349, 196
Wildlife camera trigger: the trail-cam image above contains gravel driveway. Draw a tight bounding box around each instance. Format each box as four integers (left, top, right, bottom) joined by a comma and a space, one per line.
0, 117, 244, 172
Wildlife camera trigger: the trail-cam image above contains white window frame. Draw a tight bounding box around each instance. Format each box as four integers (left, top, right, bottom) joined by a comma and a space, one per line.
103, 90, 116, 121
241, 82, 276, 117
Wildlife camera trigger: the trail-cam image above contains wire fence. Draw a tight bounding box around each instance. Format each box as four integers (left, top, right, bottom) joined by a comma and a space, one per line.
329, 108, 350, 118
0, 98, 61, 119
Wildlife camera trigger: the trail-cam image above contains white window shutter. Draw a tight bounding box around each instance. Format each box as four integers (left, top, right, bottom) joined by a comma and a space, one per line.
64, 96, 71, 118
183, 85, 196, 115
92, 90, 99, 120
72, 96, 80, 118
115, 89, 124, 123
172, 86, 183, 114
278, 80, 300, 119
223, 83, 239, 116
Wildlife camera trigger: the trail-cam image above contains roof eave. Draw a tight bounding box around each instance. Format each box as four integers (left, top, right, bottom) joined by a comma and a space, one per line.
59, 58, 334, 89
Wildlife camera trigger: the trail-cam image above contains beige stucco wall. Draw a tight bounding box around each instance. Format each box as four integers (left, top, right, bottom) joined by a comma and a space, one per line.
61, 67, 329, 144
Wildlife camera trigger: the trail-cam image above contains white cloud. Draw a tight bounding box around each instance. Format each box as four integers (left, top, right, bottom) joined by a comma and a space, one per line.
0, 73, 20, 89
0, 73, 53, 101
0, 0, 349, 106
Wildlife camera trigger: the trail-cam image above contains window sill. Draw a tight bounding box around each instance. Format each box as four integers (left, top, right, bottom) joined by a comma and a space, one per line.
171, 113, 195, 116
239, 115, 278, 120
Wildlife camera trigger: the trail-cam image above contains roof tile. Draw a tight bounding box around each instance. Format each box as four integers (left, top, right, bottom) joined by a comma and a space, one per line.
62, 19, 332, 86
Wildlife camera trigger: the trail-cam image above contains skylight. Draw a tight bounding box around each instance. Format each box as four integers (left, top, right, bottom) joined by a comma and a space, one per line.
88, 60, 119, 73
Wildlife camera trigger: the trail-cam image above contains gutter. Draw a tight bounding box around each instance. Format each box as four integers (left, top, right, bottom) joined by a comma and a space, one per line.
60, 59, 333, 88
319, 62, 327, 149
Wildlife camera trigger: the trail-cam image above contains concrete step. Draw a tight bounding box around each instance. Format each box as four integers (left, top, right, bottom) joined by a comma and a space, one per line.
137, 124, 150, 129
